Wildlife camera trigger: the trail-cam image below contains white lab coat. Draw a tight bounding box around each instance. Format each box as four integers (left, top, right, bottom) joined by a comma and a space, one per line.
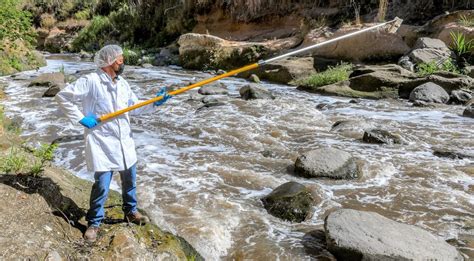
56, 69, 155, 172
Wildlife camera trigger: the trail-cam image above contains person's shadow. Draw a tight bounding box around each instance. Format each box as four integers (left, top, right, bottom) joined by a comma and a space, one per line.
0, 174, 88, 233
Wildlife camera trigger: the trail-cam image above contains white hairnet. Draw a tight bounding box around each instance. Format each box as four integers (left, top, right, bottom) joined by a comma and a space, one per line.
94, 44, 123, 68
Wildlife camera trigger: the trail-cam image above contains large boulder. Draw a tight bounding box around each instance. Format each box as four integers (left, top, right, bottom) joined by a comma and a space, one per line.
303, 22, 409, 62
28, 72, 65, 87
349, 64, 418, 92
399, 37, 454, 69
239, 84, 275, 100
178, 33, 301, 70
450, 89, 472, 105
261, 181, 314, 222
399, 71, 474, 98
238, 57, 316, 84
298, 64, 418, 99
294, 147, 361, 179
324, 209, 463, 260
409, 82, 450, 103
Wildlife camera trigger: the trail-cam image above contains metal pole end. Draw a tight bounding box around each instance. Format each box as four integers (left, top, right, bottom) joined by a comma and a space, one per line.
385, 17, 403, 34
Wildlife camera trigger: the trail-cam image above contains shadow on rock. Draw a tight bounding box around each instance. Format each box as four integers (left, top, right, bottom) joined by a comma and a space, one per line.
0, 174, 87, 233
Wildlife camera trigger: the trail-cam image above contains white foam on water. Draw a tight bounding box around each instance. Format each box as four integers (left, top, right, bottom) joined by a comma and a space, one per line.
3, 57, 473, 260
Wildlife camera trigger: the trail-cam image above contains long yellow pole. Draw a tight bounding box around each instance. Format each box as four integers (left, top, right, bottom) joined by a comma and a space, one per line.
98, 17, 401, 122
99, 63, 259, 122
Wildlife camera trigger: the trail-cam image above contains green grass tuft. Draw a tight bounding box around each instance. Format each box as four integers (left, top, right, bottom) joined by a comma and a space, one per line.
297, 63, 353, 88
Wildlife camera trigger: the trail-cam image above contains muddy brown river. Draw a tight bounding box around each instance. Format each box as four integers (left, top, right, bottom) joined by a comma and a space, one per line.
1, 55, 472, 260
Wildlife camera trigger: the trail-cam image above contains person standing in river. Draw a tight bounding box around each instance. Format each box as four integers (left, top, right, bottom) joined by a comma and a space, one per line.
55, 44, 171, 243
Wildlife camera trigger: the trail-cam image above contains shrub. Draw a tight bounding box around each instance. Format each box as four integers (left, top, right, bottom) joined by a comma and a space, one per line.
0, 0, 36, 47
123, 47, 140, 65
298, 63, 353, 88
416, 59, 460, 76
74, 8, 91, 20
458, 15, 474, 27
72, 15, 114, 51
40, 13, 56, 30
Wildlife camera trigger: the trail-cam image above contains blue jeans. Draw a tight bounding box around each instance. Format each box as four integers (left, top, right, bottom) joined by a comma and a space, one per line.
86, 164, 138, 227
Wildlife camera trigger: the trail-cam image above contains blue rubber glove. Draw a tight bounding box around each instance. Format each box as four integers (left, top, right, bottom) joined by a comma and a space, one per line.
154, 87, 172, 107
79, 115, 99, 129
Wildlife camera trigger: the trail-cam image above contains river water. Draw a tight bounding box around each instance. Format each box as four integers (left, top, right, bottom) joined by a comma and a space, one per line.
1, 55, 473, 260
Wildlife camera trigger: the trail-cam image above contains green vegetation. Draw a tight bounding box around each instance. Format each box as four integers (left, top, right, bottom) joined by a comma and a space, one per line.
0, 147, 27, 174
458, 15, 474, 27
450, 31, 473, 57
0, 0, 36, 46
123, 47, 140, 65
0, 106, 57, 176
416, 59, 461, 77
0, 0, 45, 75
297, 63, 353, 88
416, 59, 460, 76
29, 143, 58, 176
0, 142, 57, 176
72, 15, 113, 51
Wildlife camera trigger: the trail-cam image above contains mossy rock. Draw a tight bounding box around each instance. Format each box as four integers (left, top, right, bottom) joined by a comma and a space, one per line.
298, 81, 398, 99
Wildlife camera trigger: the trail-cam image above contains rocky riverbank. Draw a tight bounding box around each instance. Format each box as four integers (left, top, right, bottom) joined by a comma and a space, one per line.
0, 106, 203, 260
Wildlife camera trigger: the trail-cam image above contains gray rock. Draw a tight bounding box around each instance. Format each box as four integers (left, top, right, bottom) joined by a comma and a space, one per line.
198, 85, 228, 95
409, 48, 454, 65
348, 64, 417, 92
42, 82, 65, 97
261, 181, 314, 222
239, 84, 275, 100
399, 72, 474, 98
294, 147, 361, 179
397, 56, 415, 72
302, 230, 337, 261
141, 63, 153, 68
239, 57, 316, 85
124, 72, 144, 80
325, 209, 463, 260
316, 103, 329, 110
465, 66, 474, 78
331, 120, 375, 139
249, 74, 261, 83
433, 149, 474, 159
195, 102, 226, 112
409, 82, 449, 103
331, 120, 374, 133
413, 37, 449, 50
201, 95, 228, 104
362, 129, 402, 144
450, 90, 472, 105
188, 93, 204, 101
28, 73, 65, 87
412, 100, 436, 108
463, 104, 474, 118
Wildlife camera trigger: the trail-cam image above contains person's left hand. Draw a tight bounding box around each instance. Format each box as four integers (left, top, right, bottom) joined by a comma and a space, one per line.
154, 87, 172, 107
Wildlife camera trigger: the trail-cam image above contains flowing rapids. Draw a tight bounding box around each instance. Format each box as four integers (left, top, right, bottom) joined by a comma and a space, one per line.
1, 55, 472, 260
